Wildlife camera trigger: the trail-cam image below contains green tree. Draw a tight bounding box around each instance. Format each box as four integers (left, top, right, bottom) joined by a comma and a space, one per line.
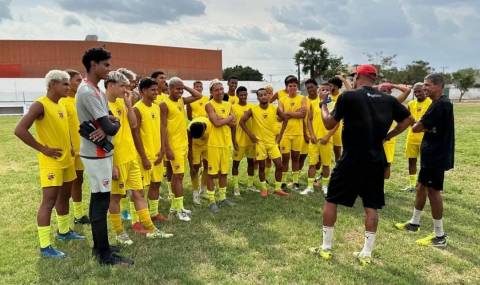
222, 65, 263, 81
452, 68, 477, 102
402, 60, 433, 84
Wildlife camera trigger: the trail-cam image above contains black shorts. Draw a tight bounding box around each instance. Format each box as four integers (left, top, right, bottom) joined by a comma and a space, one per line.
418, 167, 444, 191
326, 159, 385, 209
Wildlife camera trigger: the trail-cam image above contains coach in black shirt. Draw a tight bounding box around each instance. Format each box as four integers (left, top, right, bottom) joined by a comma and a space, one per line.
395, 73, 454, 247
309, 64, 413, 265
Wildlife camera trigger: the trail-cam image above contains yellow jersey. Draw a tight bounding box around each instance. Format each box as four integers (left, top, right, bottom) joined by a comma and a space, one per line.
134, 100, 161, 161
406, 98, 432, 144
108, 98, 136, 165
232, 103, 253, 147
189, 95, 209, 118
188, 116, 210, 146
304, 96, 317, 137
35, 96, 73, 169
228, 94, 239, 105
153, 92, 168, 106
163, 97, 188, 149
207, 100, 232, 147
279, 95, 304, 136
310, 97, 333, 140
59, 96, 80, 155
277, 89, 288, 101
331, 90, 341, 104
251, 104, 279, 145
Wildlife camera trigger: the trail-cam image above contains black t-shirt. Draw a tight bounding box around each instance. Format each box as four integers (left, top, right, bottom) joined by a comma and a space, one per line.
332, 86, 410, 163
420, 96, 455, 170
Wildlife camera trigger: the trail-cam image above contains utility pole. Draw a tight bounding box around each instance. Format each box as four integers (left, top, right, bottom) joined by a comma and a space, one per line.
297, 62, 301, 82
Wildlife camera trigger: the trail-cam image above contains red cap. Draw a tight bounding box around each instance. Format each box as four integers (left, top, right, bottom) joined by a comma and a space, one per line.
356, 64, 378, 78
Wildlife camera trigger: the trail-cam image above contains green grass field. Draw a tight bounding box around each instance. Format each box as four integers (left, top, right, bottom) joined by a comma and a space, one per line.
1, 103, 479, 285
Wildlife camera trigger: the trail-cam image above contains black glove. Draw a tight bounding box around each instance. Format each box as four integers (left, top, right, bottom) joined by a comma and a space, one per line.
79, 121, 114, 153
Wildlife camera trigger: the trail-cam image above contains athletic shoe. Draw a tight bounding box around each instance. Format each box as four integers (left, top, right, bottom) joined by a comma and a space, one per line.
74, 215, 90, 224
209, 203, 220, 213
292, 183, 301, 192
402, 186, 415, 192
354, 252, 372, 266
218, 199, 236, 207
247, 186, 260, 193
416, 233, 447, 247
260, 189, 268, 198
170, 209, 191, 222
181, 208, 192, 216
281, 183, 289, 193
57, 230, 86, 241
132, 222, 149, 234
309, 247, 332, 260
234, 188, 241, 196
110, 245, 121, 253
200, 188, 209, 200
146, 229, 173, 239
151, 214, 168, 222
274, 190, 289, 197
116, 232, 133, 246
121, 210, 131, 221
300, 187, 314, 196
322, 185, 328, 196
99, 253, 134, 266
40, 246, 66, 258
193, 191, 201, 205
394, 221, 420, 232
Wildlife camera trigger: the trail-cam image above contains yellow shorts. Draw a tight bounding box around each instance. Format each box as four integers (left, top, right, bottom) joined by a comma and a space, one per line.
169, 147, 188, 174
233, 145, 255, 161
40, 164, 76, 188
309, 142, 333, 166
191, 143, 207, 165
112, 160, 143, 195
301, 139, 309, 155
384, 139, 396, 164
139, 159, 164, 187
207, 146, 229, 175
332, 123, 343, 147
256, 142, 281, 161
280, 135, 303, 153
74, 155, 84, 171
405, 142, 421, 159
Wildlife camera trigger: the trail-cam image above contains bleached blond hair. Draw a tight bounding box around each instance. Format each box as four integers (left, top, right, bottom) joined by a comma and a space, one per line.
169, 77, 184, 88
117, 67, 136, 81
45, 70, 70, 89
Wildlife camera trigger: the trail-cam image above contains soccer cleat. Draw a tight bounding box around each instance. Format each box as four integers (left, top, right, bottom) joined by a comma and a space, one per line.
247, 186, 260, 193
151, 213, 168, 222
132, 222, 150, 234
181, 208, 192, 216
402, 186, 415, 192
40, 246, 66, 258
74, 215, 90, 224
57, 230, 86, 241
170, 209, 191, 222
322, 185, 328, 196
394, 221, 420, 232
354, 252, 372, 266
121, 210, 131, 221
292, 183, 301, 192
218, 199, 236, 207
309, 247, 333, 260
192, 191, 201, 205
116, 232, 133, 246
281, 183, 289, 193
260, 189, 268, 198
209, 203, 220, 213
99, 253, 134, 266
233, 188, 241, 196
300, 187, 314, 195
274, 190, 289, 197
416, 233, 447, 247
146, 229, 174, 239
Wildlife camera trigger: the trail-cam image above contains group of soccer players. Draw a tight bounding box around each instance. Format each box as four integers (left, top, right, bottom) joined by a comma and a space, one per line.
15, 47, 454, 266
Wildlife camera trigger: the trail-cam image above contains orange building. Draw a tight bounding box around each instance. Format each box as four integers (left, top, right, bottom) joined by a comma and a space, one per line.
0, 40, 222, 79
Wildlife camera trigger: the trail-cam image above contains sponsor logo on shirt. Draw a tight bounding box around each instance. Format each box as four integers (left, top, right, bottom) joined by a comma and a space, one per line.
151, 113, 155, 119
58, 112, 64, 118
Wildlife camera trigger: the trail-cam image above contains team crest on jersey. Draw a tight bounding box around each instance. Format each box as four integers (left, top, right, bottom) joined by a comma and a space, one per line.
290, 102, 295, 107
58, 112, 64, 118
151, 113, 155, 119
47, 173, 55, 180
221, 109, 225, 113
199, 103, 203, 106
263, 113, 268, 119
102, 179, 110, 187
417, 107, 422, 112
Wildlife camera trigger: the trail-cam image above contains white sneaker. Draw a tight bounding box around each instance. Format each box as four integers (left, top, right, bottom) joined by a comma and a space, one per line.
192, 191, 201, 205
181, 208, 192, 216
146, 229, 174, 239
247, 186, 260, 192
234, 188, 241, 196
300, 187, 314, 195
116, 232, 133, 246
322, 185, 328, 196
176, 210, 191, 222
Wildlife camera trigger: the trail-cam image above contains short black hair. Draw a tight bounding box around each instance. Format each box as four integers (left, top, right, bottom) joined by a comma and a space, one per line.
82, 47, 111, 72
139, 77, 158, 92
305, 78, 318, 86
193, 80, 202, 85
286, 76, 299, 85
236, 86, 247, 94
425, 73, 445, 88
284, 75, 296, 86
256, 88, 266, 95
190, 122, 206, 139
150, 70, 165, 79
328, 77, 343, 89
228, 76, 239, 82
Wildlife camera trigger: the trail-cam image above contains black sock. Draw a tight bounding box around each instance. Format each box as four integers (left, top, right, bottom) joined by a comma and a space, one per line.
89, 192, 111, 259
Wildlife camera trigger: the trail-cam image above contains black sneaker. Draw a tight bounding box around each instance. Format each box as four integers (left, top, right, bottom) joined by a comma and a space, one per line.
281, 183, 289, 193
99, 253, 134, 266
74, 216, 91, 224
292, 183, 301, 192
394, 221, 420, 232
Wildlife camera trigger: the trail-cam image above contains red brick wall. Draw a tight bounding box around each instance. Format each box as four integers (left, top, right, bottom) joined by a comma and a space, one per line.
0, 40, 222, 79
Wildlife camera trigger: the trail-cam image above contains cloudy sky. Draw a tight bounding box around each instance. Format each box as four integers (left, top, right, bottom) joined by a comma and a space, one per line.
0, 0, 478, 80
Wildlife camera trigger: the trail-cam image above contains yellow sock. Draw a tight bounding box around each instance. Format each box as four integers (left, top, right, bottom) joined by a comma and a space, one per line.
247, 175, 254, 187
260, 181, 267, 190
409, 174, 417, 188
307, 177, 315, 188
214, 179, 220, 190
282, 172, 288, 183
167, 183, 173, 197
265, 166, 271, 178
207, 190, 216, 204
130, 201, 139, 224
120, 197, 129, 213
37, 225, 51, 248
192, 175, 200, 192
275, 181, 282, 190
322, 177, 330, 186
148, 199, 159, 217
56, 214, 70, 234
176, 196, 184, 210
72, 202, 84, 219
109, 213, 123, 234
292, 171, 299, 184
218, 187, 227, 201
137, 208, 156, 231
232, 175, 239, 189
